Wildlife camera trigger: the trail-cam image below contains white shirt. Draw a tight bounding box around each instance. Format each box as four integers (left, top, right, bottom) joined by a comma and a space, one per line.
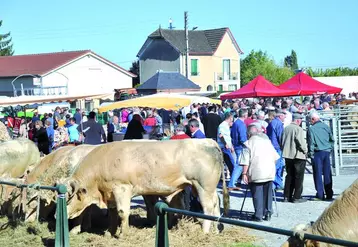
284, 111, 292, 128
240, 134, 279, 183
217, 121, 232, 148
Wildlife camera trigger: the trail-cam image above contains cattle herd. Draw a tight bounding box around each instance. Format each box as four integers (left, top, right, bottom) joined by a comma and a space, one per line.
0, 138, 229, 236
0, 138, 357, 246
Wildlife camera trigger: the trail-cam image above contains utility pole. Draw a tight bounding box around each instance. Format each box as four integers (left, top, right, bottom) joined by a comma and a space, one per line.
184, 11, 189, 78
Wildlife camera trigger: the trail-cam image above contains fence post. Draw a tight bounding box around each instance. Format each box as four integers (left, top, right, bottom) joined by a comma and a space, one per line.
155, 202, 169, 247
331, 118, 339, 176
55, 184, 69, 247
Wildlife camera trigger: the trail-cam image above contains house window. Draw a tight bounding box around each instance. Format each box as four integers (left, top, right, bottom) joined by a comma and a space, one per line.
228, 84, 237, 91
191, 59, 199, 76
207, 85, 213, 91
218, 84, 223, 92
223, 59, 231, 80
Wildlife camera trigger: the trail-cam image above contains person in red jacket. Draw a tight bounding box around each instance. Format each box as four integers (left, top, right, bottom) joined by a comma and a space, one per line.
170, 124, 190, 140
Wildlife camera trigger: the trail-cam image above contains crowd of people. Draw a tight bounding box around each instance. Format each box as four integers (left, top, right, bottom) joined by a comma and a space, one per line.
2, 107, 86, 155
0, 92, 343, 222
106, 94, 337, 221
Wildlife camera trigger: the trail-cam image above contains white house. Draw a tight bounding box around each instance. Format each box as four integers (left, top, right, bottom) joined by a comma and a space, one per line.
0, 50, 136, 97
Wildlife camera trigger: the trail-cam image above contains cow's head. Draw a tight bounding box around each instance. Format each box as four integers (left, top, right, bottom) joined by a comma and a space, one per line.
63, 179, 90, 219
64, 179, 105, 219
281, 223, 320, 247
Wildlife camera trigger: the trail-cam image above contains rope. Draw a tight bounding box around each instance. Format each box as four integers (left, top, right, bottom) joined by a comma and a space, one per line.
216, 212, 224, 223
293, 230, 306, 241
27, 182, 42, 222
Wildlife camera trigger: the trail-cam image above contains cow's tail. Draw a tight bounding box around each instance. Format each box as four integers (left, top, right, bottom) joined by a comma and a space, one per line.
222, 164, 230, 216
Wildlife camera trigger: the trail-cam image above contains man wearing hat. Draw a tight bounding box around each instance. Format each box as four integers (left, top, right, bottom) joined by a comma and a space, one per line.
281, 113, 308, 203
266, 109, 286, 190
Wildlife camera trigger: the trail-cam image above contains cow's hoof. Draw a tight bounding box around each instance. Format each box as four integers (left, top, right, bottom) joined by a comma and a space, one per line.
69, 226, 81, 235
217, 223, 224, 233
104, 231, 112, 238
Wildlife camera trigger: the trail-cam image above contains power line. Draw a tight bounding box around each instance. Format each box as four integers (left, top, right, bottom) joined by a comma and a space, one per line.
11, 19, 160, 36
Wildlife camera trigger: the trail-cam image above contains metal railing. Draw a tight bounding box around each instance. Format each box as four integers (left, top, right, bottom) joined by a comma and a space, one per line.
215, 72, 239, 81
20, 86, 68, 96
0, 181, 69, 247
154, 202, 358, 247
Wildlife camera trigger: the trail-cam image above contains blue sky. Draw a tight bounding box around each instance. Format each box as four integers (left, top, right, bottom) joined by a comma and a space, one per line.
2, 0, 358, 70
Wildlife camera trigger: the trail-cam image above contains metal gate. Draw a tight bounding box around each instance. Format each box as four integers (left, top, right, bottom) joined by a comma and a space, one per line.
319, 104, 358, 173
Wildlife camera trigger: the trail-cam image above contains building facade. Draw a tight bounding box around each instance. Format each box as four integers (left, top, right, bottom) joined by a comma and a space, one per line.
138, 27, 243, 92
0, 50, 135, 97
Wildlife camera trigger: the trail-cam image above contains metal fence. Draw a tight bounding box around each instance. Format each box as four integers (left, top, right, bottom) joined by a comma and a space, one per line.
318, 105, 358, 172
154, 202, 358, 247
0, 181, 69, 247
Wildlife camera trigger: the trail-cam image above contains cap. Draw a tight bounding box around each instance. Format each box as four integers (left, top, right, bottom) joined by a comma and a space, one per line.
248, 121, 262, 130
292, 113, 304, 120
266, 106, 275, 111
276, 109, 286, 115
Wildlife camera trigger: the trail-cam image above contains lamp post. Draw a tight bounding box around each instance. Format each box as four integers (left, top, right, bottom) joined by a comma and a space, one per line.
10, 74, 42, 97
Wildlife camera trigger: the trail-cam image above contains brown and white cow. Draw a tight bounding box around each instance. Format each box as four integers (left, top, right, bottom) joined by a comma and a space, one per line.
64, 139, 229, 236
281, 178, 358, 247
24, 145, 98, 222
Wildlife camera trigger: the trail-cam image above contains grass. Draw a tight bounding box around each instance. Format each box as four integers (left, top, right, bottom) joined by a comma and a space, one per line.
0, 207, 257, 247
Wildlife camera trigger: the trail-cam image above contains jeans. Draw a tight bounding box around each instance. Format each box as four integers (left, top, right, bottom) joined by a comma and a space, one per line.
223, 147, 243, 188
273, 149, 284, 190
313, 151, 333, 199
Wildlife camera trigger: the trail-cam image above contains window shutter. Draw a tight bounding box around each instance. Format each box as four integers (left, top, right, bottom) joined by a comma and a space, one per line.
191, 59, 198, 76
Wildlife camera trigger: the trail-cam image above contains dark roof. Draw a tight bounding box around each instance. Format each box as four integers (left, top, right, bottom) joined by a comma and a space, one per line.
0, 50, 136, 77
137, 71, 200, 90
138, 27, 243, 56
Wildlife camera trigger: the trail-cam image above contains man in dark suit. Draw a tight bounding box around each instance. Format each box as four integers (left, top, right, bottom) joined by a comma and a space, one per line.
203, 105, 222, 140
188, 119, 205, 138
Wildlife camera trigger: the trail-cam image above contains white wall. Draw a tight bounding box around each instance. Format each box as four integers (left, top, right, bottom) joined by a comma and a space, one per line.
314, 76, 358, 95
42, 54, 133, 95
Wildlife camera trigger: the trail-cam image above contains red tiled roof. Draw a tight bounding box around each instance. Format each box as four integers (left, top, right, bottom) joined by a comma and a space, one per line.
0, 50, 136, 77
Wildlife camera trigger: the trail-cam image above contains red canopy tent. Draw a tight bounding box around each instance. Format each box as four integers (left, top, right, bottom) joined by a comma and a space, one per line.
278, 72, 342, 95
220, 75, 297, 100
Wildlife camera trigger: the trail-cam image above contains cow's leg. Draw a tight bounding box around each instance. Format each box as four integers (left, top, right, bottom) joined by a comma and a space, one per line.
143, 195, 159, 223
70, 213, 84, 234
192, 182, 216, 233
107, 207, 119, 237
113, 185, 132, 236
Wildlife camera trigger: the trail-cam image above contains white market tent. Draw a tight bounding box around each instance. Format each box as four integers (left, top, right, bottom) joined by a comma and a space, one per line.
0, 93, 114, 108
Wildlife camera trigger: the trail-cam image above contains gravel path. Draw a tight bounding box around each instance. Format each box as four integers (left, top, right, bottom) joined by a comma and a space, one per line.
221, 173, 357, 247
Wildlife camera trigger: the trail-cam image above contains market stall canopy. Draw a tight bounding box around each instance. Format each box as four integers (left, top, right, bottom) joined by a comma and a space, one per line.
0, 93, 114, 107
278, 72, 343, 95
98, 93, 221, 113
220, 75, 297, 100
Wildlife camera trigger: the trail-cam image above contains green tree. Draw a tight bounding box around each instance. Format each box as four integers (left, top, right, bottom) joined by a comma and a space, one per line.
284, 50, 298, 71
240, 50, 294, 86
305, 67, 358, 77
129, 60, 140, 87
0, 20, 14, 56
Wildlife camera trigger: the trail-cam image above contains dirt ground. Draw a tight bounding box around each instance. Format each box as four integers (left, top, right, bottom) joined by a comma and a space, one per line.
0, 207, 257, 247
